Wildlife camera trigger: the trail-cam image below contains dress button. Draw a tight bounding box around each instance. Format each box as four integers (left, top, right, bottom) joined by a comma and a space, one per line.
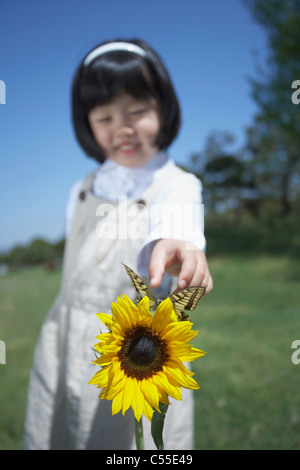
136, 199, 146, 207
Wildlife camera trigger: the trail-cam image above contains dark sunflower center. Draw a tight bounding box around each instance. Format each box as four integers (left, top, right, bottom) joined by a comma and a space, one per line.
118, 326, 169, 380
128, 335, 157, 365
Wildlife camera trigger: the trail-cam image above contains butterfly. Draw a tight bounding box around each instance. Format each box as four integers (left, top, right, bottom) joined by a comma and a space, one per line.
122, 263, 205, 322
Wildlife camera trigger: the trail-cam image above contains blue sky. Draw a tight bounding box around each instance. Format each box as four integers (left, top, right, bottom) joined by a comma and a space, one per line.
0, 0, 268, 252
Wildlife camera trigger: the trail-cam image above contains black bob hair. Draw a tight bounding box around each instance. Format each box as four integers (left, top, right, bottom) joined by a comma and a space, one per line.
71, 38, 181, 163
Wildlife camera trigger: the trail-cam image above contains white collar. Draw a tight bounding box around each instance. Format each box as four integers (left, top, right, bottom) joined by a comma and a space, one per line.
92, 151, 170, 200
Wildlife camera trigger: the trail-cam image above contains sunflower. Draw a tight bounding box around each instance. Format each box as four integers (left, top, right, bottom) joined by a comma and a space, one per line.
89, 294, 205, 422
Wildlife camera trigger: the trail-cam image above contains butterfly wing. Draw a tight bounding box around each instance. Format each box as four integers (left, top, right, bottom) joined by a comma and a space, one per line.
169, 286, 205, 321
123, 264, 205, 321
122, 263, 158, 309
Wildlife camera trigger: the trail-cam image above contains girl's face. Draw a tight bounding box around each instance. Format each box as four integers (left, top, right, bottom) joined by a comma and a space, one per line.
88, 93, 160, 167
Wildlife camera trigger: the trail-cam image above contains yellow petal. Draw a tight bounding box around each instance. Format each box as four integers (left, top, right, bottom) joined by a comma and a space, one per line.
118, 295, 139, 327
122, 377, 137, 414
89, 367, 109, 386
111, 323, 124, 340
163, 363, 200, 390
100, 375, 126, 400
141, 378, 159, 411
166, 358, 195, 377
108, 363, 124, 385
95, 332, 112, 342
152, 298, 175, 333
184, 329, 200, 343
163, 321, 193, 342
97, 313, 113, 329
137, 296, 152, 325
112, 389, 124, 415
111, 301, 131, 330
168, 342, 206, 362
157, 389, 171, 405
131, 382, 144, 422
143, 397, 154, 422
153, 372, 182, 401
93, 352, 115, 365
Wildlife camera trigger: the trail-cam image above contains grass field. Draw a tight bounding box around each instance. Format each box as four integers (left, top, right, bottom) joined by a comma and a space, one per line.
0, 255, 299, 450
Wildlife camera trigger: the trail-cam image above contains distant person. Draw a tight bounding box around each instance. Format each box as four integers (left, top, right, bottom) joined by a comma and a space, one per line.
24, 38, 213, 450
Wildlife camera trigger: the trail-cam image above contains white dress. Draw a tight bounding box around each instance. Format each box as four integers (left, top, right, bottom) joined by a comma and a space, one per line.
24, 152, 205, 450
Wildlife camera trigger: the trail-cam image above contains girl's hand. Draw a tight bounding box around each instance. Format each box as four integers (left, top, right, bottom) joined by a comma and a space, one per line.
149, 239, 213, 295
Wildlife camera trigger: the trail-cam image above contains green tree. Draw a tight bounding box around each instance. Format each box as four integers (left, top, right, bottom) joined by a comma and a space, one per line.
242, 0, 300, 215
188, 131, 257, 217
22, 238, 55, 265
0, 238, 65, 267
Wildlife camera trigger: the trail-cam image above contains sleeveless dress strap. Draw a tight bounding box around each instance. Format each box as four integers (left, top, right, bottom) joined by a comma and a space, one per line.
79, 169, 98, 193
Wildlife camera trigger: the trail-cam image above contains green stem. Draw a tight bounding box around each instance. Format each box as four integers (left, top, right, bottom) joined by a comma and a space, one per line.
134, 417, 144, 450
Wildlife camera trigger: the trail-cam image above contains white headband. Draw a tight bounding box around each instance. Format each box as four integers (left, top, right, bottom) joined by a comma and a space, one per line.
83, 42, 147, 66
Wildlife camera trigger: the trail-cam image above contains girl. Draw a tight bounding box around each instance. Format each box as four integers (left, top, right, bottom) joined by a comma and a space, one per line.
24, 38, 213, 450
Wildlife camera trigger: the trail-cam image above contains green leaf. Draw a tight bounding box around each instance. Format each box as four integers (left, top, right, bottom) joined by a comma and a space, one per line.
151, 403, 169, 450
